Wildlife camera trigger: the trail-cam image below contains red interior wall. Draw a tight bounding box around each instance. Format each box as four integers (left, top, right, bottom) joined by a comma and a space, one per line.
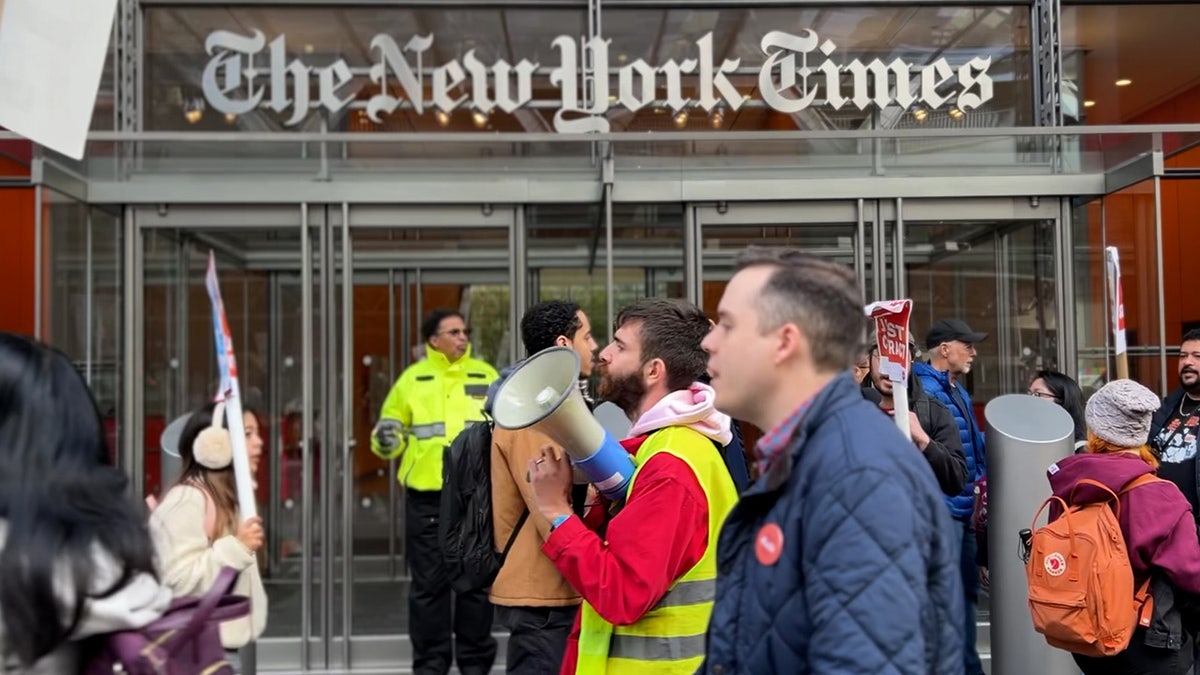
0, 188, 36, 335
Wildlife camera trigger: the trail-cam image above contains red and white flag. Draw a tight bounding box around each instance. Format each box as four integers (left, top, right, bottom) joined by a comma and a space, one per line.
206, 252, 258, 521
866, 299, 914, 439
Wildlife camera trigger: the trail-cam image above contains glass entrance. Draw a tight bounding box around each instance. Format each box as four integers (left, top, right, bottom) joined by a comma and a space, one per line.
129, 196, 1067, 671
693, 197, 1065, 410
134, 203, 515, 671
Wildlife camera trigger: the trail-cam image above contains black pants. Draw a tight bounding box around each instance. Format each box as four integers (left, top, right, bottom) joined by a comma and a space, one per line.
1076, 627, 1195, 675
495, 605, 576, 675
406, 490, 497, 675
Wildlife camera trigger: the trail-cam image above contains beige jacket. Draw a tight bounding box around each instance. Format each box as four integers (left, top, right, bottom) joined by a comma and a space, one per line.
489, 427, 581, 608
149, 485, 267, 648
0, 522, 172, 673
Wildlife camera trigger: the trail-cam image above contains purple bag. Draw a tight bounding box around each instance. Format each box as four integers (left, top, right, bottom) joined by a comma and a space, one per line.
85, 566, 250, 675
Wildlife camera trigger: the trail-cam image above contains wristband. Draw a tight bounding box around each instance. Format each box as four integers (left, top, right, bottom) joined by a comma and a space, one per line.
551, 514, 570, 530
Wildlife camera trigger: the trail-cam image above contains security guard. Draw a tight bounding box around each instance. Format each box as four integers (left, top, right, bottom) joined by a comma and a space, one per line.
372, 308, 499, 675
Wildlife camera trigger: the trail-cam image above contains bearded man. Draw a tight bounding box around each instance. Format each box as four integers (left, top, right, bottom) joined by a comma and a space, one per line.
527, 298, 738, 675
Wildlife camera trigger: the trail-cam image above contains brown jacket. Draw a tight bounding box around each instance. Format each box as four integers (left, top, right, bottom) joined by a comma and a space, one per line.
489, 426, 581, 607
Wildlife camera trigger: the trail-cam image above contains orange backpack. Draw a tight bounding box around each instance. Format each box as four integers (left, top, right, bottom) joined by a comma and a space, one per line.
1026, 475, 1159, 657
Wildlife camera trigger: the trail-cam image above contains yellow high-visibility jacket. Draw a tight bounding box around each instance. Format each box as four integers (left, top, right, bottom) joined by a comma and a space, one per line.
576, 426, 738, 674
371, 345, 498, 491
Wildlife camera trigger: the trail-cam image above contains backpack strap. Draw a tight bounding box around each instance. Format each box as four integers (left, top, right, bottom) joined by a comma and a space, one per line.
1119, 473, 1164, 494
1118, 475, 1161, 627
499, 509, 529, 562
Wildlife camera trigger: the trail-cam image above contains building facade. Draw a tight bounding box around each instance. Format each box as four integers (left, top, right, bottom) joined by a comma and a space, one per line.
2, 0, 1200, 670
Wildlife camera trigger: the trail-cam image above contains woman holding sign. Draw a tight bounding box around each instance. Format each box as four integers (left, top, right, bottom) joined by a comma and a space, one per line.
149, 401, 268, 672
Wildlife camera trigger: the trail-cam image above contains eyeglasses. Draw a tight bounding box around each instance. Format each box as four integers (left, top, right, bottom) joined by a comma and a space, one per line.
438, 328, 471, 338
1028, 390, 1060, 401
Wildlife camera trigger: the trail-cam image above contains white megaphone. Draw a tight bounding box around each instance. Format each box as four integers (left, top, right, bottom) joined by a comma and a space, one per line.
491, 346, 638, 502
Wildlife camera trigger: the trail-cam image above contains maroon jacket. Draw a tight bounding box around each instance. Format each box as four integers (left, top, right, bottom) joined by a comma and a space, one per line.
1047, 452, 1200, 595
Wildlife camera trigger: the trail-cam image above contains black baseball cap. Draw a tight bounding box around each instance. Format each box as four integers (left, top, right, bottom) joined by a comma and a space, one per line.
925, 319, 988, 349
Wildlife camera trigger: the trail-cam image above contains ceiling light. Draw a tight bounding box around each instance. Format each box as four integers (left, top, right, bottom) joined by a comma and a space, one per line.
1115, 78, 1132, 87
435, 110, 451, 127
1083, 100, 1096, 108
710, 109, 725, 129
303, 44, 315, 54
949, 107, 964, 120
224, 112, 237, 124
617, 54, 628, 63
472, 109, 489, 128
912, 107, 928, 123
182, 98, 205, 124
673, 110, 688, 128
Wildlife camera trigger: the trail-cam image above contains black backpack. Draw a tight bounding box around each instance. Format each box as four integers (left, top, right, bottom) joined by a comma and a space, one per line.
439, 418, 527, 593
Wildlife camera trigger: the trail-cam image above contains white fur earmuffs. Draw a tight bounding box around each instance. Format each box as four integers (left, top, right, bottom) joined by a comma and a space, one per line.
193, 401, 233, 470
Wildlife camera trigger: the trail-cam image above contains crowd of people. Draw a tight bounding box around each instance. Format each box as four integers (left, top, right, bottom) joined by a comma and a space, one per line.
2, 246, 1199, 675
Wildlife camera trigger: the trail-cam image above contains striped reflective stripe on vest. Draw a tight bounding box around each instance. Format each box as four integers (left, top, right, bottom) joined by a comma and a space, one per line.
409, 422, 446, 439
651, 578, 715, 610
609, 633, 708, 662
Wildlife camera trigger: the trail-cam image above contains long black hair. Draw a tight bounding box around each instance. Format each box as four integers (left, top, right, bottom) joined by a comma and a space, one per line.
1035, 369, 1088, 442
0, 333, 157, 666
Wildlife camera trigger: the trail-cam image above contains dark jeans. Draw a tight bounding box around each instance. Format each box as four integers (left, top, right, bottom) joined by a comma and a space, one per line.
407, 490, 497, 675
495, 605, 576, 675
948, 517, 985, 675
1076, 627, 1194, 675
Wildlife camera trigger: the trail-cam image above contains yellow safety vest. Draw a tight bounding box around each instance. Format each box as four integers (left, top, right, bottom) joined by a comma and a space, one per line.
576, 426, 738, 674
370, 345, 498, 491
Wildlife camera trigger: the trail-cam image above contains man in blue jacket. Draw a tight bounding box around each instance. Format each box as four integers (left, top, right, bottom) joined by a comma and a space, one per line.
699, 247, 963, 674
913, 318, 989, 675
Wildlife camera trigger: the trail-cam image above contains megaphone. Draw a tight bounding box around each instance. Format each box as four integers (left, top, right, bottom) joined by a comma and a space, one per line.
491, 346, 638, 502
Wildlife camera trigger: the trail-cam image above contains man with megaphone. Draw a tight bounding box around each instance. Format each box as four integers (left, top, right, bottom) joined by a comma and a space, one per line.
518, 298, 739, 675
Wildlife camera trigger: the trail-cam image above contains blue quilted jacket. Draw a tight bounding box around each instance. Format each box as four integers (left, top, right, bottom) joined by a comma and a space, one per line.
912, 363, 986, 520
700, 373, 964, 675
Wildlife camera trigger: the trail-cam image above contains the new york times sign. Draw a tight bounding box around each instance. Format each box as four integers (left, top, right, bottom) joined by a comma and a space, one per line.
202, 29, 994, 131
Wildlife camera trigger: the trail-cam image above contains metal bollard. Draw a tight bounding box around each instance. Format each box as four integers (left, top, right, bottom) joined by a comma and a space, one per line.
984, 394, 1078, 675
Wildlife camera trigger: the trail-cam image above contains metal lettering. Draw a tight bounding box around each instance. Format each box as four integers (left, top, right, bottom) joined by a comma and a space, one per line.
759, 30, 820, 113
269, 35, 310, 126
367, 34, 433, 121
618, 59, 658, 112
696, 32, 742, 112
845, 58, 917, 111
957, 56, 994, 111
921, 58, 956, 110
199, 29, 996, 129
201, 30, 266, 115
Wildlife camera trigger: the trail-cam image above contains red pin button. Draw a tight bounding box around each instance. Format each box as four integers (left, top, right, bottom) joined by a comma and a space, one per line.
755, 522, 784, 566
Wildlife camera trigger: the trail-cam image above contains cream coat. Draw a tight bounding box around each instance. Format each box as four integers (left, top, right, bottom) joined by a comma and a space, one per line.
149, 485, 267, 648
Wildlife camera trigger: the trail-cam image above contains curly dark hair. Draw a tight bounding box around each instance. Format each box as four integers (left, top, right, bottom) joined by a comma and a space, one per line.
521, 300, 583, 356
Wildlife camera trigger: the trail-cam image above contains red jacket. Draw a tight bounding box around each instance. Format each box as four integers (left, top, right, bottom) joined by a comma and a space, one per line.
542, 435, 710, 674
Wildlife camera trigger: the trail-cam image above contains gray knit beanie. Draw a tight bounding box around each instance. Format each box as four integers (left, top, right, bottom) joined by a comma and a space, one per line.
1084, 379, 1162, 448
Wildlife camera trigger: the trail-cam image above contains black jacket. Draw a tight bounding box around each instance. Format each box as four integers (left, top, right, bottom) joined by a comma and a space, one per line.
863, 374, 969, 497
1148, 387, 1200, 512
